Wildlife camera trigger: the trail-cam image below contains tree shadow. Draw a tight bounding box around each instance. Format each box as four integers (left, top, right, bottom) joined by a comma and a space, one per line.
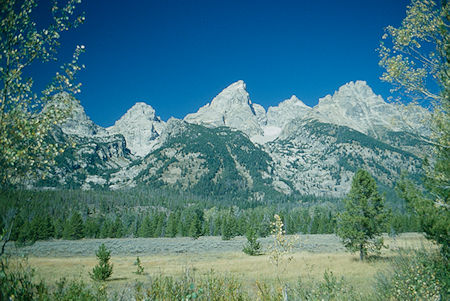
350, 254, 394, 263
108, 277, 128, 281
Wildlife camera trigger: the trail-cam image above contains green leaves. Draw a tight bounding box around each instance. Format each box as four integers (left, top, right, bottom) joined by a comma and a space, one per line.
378, 0, 447, 102
380, 0, 449, 259
0, 0, 84, 188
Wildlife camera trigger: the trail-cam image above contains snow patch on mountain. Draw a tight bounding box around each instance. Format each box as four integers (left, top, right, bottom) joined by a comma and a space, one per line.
251, 95, 312, 143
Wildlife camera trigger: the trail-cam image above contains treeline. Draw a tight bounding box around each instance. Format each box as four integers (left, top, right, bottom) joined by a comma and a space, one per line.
0, 188, 420, 244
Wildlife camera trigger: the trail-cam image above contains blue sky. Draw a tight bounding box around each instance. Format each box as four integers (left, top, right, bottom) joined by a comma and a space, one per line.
33, 0, 411, 126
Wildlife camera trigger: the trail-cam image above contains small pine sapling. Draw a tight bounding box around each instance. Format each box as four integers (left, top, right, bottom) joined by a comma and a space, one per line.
242, 228, 262, 256
90, 243, 113, 281
134, 256, 144, 275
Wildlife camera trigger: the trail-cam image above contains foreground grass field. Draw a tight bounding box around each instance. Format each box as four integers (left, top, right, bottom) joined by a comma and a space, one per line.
17, 233, 430, 298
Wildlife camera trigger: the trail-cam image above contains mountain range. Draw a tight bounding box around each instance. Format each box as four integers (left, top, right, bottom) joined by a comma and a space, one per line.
39, 80, 430, 200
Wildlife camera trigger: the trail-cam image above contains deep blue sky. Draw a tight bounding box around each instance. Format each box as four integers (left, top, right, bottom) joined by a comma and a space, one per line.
33, 0, 411, 127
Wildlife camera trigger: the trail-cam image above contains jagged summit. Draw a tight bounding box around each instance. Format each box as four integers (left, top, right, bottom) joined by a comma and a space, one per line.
125, 102, 157, 116
55, 92, 107, 137
318, 80, 384, 107
309, 81, 399, 137
285, 95, 309, 107
267, 95, 311, 128
301, 80, 430, 139
107, 101, 165, 157
206, 80, 251, 107
184, 80, 264, 137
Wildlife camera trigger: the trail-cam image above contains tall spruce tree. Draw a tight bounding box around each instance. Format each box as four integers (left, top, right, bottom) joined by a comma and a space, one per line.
63, 212, 84, 240
337, 170, 390, 261
188, 215, 202, 239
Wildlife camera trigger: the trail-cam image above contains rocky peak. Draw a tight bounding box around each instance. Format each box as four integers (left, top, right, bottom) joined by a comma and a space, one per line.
318, 80, 384, 107
184, 80, 264, 137
207, 80, 252, 109
107, 102, 166, 157
285, 95, 309, 107
266, 95, 311, 129
307, 80, 432, 138
55, 92, 107, 137
118, 102, 158, 122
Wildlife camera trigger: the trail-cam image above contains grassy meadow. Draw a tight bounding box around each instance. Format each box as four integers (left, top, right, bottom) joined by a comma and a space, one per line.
17, 233, 430, 298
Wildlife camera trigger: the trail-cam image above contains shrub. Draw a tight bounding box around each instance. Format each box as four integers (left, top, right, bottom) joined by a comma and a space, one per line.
0, 257, 38, 300
52, 278, 107, 301
374, 248, 448, 300
134, 269, 248, 300
294, 270, 360, 300
0, 257, 108, 300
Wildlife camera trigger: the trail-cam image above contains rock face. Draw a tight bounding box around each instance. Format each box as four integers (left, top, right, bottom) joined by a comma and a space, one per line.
309, 81, 429, 139
58, 93, 107, 137
107, 102, 165, 157
269, 118, 423, 196
250, 95, 313, 144
40, 80, 430, 199
184, 80, 264, 137
267, 95, 311, 129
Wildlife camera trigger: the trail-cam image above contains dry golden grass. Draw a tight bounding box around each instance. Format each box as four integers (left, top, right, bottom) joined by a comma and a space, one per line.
26, 233, 431, 296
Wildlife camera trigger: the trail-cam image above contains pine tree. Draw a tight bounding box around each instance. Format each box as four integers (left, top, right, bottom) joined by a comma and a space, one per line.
188, 215, 202, 239
134, 256, 144, 275
63, 212, 84, 240
337, 170, 390, 261
166, 212, 179, 238
242, 228, 262, 256
221, 216, 233, 240
90, 243, 113, 281
111, 216, 123, 238
138, 215, 153, 238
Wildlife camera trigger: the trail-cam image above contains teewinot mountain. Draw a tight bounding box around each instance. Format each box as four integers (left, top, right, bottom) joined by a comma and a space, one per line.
39, 81, 429, 199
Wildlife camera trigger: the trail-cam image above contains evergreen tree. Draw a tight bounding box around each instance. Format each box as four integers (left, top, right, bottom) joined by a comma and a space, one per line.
242, 228, 262, 256
90, 243, 113, 281
111, 216, 123, 238
221, 216, 233, 240
153, 213, 164, 237
54, 218, 65, 239
213, 216, 222, 236
63, 212, 84, 240
188, 215, 202, 239
166, 212, 179, 238
134, 256, 144, 275
84, 217, 100, 238
138, 215, 153, 237
337, 170, 390, 261
17, 220, 31, 243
